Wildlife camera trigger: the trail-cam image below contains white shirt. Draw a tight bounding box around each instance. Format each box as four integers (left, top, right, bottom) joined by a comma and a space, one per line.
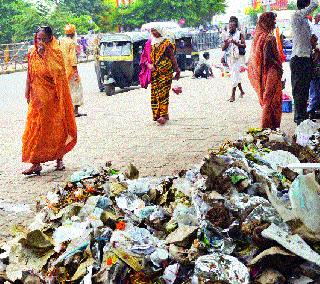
291, 0, 319, 58
312, 23, 320, 41
195, 57, 211, 72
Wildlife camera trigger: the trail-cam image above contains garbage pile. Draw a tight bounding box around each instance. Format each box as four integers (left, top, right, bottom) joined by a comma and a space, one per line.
1, 125, 320, 283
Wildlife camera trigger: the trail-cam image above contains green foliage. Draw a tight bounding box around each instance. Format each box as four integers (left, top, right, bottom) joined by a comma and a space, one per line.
287, 1, 296, 10
245, 6, 264, 26
0, 0, 29, 43
11, 5, 44, 42
0, 0, 225, 44
113, 0, 226, 29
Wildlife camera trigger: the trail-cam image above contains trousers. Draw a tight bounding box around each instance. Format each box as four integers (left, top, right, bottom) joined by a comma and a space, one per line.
290, 56, 312, 124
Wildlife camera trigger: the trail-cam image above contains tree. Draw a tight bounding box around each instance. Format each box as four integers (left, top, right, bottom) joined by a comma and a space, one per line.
245, 6, 264, 26
0, 0, 23, 43
113, 0, 226, 30
287, 1, 296, 10
11, 6, 44, 42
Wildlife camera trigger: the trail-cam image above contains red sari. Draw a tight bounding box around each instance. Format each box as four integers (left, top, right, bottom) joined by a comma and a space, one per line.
248, 13, 283, 130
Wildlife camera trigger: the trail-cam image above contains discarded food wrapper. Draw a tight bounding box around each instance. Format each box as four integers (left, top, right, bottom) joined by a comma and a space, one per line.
194, 254, 250, 284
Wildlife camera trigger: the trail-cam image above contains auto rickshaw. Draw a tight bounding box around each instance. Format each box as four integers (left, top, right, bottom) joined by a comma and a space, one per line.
174, 29, 193, 71
95, 32, 148, 96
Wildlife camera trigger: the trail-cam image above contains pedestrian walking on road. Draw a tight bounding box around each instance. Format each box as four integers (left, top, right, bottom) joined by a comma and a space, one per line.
222, 17, 246, 102
290, 0, 319, 125
22, 26, 77, 175
248, 12, 283, 130
60, 24, 86, 117
147, 26, 181, 125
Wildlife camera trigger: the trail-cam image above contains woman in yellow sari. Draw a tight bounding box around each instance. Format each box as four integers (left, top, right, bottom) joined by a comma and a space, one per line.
147, 26, 180, 125
22, 26, 77, 175
60, 24, 85, 117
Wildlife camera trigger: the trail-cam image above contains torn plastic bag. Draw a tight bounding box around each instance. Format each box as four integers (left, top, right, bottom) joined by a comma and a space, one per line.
289, 173, 320, 233
262, 223, 320, 266
227, 191, 270, 215
262, 150, 302, 174
70, 166, 99, 183
242, 204, 283, 229
295, 119, 320, 147
53, 221, 91, 244
127, 178, 151, 196
194, 254, 250, 284
162, 263, 180, 284
173, 204, 198, 227
200, 220, 236, 255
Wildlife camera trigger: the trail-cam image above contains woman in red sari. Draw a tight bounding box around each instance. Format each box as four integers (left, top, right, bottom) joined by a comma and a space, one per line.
248, 12, 283, 129
22, 26, 77, 175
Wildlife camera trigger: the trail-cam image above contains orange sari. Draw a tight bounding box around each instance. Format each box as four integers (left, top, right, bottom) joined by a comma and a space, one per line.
248, 12, 283, 130
22, 37, 77, 164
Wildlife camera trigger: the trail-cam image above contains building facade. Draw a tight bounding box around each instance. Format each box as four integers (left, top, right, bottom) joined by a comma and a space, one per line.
252, 0, 288, 10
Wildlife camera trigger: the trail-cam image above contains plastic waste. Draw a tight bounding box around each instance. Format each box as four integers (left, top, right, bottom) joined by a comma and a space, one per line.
295, 119, 320, 147
173, 204, 198, 227
263, 150, 302, 174
127, 178, 150, 196
70, 166, 98, 183
262, 223, 320, 266
150, 248, 169, 267
53, 221, 90, 244
289, 173, 320, 233
194, 254, 250, 284
162, 263, 180, 283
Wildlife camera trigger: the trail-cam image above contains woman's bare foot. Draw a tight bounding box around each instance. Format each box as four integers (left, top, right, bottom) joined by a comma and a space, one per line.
228, 96, 235, 102
22, 164, 42, 176
157, 117, 168, 125
240, 92, 245, 98
56, 159, 65, 171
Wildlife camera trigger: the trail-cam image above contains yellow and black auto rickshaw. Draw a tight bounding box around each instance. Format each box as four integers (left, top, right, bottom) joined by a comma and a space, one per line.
95, 32, 148, 96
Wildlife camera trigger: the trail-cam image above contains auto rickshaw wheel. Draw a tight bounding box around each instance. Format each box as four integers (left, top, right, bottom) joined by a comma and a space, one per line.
105, 84, 115, 96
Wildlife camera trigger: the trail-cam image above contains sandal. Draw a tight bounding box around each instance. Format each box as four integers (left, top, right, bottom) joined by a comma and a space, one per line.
22, 165, 42, 176
240, 92, 245, 98
75, 113, 87, 117
228, 97, 235, 103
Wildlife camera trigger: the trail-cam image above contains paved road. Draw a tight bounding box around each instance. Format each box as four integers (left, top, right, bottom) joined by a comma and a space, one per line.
0, 49, 296, 241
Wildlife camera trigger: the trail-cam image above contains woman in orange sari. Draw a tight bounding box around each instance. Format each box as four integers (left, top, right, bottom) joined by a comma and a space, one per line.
22, 26, 77, 175
248, 12, 283, 130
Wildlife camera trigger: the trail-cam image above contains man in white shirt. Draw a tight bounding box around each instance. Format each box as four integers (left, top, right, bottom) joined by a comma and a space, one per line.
194, 52, 213, 78
290, 0, 319, 125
